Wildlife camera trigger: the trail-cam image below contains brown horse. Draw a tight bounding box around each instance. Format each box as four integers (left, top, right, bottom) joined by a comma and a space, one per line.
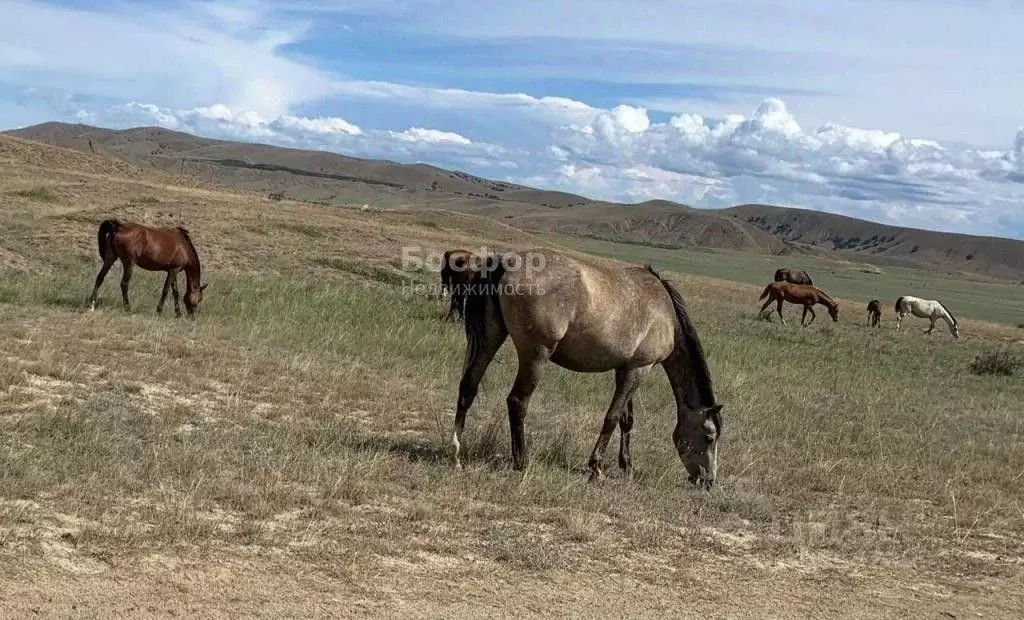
774, 268, 814, 286
440, 249, 481, 321
758, 281, 838, 326
87, 219, 207, 316
866, 299, 882, 327
453, 249, 723, 489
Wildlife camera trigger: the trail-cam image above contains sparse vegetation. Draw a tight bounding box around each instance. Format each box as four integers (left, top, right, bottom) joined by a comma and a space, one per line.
9, 185, 59, 202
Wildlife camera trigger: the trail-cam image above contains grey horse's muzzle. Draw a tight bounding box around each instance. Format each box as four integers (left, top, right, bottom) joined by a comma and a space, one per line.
688, 471, 715, 490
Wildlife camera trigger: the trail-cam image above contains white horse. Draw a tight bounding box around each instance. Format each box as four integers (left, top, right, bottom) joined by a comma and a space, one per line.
894, 296, 960, 338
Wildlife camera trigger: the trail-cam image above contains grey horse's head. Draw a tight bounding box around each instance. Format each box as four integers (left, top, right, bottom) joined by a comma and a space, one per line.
674, 404, 723, 490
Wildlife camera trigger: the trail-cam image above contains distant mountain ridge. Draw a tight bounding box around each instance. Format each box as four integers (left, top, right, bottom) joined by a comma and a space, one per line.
6, 121, 1024, 281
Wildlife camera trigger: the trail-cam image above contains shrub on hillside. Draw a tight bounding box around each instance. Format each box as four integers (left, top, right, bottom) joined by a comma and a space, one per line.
969, 348, 1023, 377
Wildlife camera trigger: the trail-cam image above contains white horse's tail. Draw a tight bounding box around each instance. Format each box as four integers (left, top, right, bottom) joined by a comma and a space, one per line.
894, 296, 905, 312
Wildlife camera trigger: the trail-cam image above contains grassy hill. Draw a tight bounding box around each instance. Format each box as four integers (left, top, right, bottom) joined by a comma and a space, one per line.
724, 203, 1024, 282
9, 121, 1024, 281
1, 128, 1023, 616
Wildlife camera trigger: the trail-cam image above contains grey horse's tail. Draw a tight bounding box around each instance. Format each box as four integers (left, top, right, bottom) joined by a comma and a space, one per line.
894, 296, 905, 312
462, 255, 505, 366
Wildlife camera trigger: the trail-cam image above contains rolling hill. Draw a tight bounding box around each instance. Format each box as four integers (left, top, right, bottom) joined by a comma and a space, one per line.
7, 121, 1024, 281
723, 204, 1024, 282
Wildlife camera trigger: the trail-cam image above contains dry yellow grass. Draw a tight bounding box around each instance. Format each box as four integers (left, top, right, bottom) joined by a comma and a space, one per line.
1, 135, 1023, 618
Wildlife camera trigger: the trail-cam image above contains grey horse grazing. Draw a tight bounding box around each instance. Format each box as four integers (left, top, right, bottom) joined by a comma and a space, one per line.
450, 248, 724, 489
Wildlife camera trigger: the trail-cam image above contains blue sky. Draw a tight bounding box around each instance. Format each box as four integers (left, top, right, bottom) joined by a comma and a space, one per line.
2, 0, 1024, 239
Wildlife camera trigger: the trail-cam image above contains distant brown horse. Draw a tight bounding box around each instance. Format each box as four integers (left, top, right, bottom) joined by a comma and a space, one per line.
440, 249, 481, 321
453, 249, 723, 489
866, 299, 882, 327
758, 281, 838, 326
87, 219, 207, 316
774, 268, 814, 286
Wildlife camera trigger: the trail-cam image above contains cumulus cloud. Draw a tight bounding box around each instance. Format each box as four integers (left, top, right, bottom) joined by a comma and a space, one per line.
540, 98, 1024, 237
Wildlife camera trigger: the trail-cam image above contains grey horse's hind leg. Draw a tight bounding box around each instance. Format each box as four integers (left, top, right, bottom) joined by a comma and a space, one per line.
588, 366, 643, 481
452, 313, 508, 469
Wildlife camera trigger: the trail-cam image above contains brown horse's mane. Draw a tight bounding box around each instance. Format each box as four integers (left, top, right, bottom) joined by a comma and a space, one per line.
176, 227, 201, 270
645, 265, 718, 414
815, 287, 838, 308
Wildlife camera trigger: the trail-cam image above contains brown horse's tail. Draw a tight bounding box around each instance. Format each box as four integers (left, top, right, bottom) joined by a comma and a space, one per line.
758, 283, 774, 301
97, 219, 120, 260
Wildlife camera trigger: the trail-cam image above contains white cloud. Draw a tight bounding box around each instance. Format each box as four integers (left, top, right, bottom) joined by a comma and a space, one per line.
331, 80, 597, 121
388, 127, 471, 145
534, 97, 1024, 237
0, 0, 338, 118
273, 115, 363, 136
